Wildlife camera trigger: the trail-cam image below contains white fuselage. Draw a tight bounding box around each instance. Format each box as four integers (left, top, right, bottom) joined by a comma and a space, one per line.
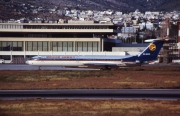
25, 55, 138, 67
26, 60, 130, 66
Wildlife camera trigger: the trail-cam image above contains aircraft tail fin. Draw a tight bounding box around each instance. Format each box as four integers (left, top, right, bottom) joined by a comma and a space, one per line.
137, 39, 168, 62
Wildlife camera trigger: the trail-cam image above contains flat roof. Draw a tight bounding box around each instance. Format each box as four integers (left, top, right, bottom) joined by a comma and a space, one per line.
0, 37, 101, 41
0, 23, 114, 26
0, 29, 114, 33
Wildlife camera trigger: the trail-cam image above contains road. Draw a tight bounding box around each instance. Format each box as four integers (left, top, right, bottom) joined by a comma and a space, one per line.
0, 64, 99, 70
0, 89, 179, 100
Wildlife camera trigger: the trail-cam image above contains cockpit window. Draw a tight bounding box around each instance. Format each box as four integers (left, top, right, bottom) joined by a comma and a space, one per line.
30, 56, 41, 60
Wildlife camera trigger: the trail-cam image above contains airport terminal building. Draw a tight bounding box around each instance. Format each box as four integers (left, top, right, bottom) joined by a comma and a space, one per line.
0, 21, 123, 63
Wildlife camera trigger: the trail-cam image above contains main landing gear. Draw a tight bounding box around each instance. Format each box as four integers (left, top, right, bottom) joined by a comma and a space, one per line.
100, 66, 111, 70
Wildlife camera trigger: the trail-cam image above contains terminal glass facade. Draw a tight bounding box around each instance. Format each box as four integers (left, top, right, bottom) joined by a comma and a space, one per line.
75, 42, 98, 51
0, 41, 23, 51
26, 41, 48, 51
51, 41, 73, 51
0, 41, 100, 52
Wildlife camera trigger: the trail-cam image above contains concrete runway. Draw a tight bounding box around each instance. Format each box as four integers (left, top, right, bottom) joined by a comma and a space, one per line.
0, 64, 99, 70
0, 89, 179, 100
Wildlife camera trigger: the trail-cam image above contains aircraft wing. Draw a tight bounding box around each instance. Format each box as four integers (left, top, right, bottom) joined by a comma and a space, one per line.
83, 62, 126, 66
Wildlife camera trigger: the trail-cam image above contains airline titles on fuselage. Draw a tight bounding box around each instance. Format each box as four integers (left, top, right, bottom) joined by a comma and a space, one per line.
45, 55, 75, 59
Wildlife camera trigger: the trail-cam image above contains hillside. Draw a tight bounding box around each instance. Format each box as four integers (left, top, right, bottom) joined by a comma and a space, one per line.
156, 0, 180, 11
42, 0, 180, 12
0, 0, 180, 20
1, 0, 180, 12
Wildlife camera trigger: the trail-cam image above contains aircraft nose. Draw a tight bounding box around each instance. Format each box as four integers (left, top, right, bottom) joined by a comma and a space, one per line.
25, 60, 29, 64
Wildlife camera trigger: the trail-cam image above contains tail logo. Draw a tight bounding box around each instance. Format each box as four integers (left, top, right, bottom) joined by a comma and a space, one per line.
149, 44, 156, 51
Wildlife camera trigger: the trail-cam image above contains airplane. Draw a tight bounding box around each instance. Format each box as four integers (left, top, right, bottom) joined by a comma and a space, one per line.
25, 39, 168, 70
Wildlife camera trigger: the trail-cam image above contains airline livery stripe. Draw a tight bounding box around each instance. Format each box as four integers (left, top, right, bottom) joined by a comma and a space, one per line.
28, 60, 137, 62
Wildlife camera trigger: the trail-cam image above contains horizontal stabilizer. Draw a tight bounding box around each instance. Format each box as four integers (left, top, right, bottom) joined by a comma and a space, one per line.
145, 39, 170, 43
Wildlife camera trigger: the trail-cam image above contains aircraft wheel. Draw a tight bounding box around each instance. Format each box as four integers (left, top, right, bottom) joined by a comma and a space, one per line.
100, 67, 111, 70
